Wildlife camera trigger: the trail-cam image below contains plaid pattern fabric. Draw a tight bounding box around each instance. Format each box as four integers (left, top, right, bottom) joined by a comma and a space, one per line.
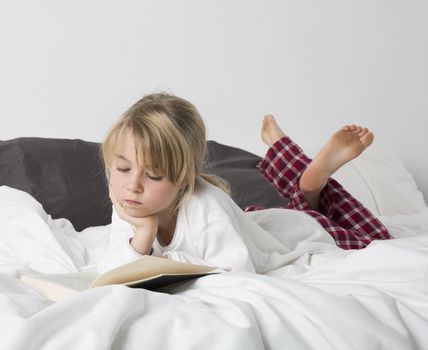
245, 136, 392, 249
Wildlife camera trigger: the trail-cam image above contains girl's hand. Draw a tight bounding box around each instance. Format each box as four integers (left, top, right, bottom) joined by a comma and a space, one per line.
109, 185, 159, 232
109, 185, 158, 255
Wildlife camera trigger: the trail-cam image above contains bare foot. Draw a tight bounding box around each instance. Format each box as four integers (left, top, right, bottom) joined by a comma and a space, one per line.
261, 115, 286, 147
300, 124, 374, 209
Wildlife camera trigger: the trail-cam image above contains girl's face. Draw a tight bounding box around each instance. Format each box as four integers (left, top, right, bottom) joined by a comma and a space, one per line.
109, 130, 182, 219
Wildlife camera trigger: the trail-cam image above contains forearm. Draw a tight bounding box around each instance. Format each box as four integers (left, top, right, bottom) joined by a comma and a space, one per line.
130, 227, 157, 255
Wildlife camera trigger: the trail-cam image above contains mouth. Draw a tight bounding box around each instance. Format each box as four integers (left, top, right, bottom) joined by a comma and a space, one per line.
123, 199, 143, 207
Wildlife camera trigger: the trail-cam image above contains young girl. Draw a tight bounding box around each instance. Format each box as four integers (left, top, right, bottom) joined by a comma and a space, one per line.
97, 93, 391, 274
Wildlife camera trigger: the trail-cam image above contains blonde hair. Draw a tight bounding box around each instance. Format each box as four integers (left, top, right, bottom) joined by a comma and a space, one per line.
102, 92, 229, 209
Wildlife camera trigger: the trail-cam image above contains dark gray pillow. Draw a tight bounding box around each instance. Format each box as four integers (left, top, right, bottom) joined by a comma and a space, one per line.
0, 137, 111, 231
204, 141, 288, 210
0, 138, 288, 231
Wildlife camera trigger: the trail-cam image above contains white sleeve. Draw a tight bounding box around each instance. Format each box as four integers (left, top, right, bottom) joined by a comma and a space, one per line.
163, 219, 256, 273
97, 207, 146, 274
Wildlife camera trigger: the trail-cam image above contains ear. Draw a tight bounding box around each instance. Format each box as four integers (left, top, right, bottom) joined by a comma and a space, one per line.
179, 181, 188, 191
177, 183, 188, 199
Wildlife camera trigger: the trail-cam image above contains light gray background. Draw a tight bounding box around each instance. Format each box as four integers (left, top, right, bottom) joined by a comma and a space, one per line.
1, 1, 427, 200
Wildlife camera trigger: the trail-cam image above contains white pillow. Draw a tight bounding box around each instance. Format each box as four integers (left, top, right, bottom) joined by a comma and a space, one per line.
305, 145, 426, 217
304, 146, 379, 216
330, 161, 379, 216
350, 146, 426, 216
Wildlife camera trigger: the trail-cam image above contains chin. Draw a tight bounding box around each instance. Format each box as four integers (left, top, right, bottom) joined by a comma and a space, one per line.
123, 206, 150, 218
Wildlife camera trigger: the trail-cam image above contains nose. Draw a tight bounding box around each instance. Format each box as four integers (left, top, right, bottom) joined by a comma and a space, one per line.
126, 173, 143, 193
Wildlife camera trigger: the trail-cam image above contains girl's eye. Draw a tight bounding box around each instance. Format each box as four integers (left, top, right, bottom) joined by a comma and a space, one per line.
116, 167, 130, 173
147, 174, 163, 181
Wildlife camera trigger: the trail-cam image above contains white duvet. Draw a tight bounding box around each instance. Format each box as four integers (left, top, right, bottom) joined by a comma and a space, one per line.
1, 186, 428, 350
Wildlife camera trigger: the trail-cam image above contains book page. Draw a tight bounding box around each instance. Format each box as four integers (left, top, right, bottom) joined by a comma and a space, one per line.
91, 255, 217, 287
22, 271, 99, 292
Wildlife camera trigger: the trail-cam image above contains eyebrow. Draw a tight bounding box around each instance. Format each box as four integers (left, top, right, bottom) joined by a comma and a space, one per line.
113, 153, 155, 170
113, 154, 131, 162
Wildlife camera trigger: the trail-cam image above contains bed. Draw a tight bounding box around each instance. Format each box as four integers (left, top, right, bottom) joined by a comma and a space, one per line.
0, 137, 428, 350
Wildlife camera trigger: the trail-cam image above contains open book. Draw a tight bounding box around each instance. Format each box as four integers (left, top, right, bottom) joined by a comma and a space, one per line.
21, 255, 219, 302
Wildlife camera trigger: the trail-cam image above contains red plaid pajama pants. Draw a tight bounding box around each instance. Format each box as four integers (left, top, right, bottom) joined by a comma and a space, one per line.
245, 136, 392, 249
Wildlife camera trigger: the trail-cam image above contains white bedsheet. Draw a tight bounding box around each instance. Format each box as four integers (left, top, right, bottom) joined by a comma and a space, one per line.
0, 186, 428, 350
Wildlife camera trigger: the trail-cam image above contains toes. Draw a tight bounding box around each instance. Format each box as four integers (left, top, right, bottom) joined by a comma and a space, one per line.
343, 124, 370, 138
342, 124, 358, 132
360, 131, 374, 148
261, 114, 282, 147
263, 114, 275, 122
357, 127, 368, 138
262, 115, 276, 131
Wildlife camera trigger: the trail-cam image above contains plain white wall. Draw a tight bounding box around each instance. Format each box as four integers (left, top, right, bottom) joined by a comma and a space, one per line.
1, 0, 427, 200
